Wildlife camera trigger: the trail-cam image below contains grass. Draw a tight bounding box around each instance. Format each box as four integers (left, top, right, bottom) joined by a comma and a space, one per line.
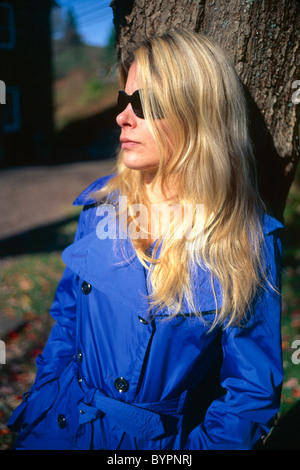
0, 252, 65, 449
0, 219, 76, 449
279, 166, 300, 414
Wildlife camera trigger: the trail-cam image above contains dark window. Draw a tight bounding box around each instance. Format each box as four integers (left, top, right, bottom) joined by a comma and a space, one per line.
0, 3, 15, 49
2, 86, 21, 132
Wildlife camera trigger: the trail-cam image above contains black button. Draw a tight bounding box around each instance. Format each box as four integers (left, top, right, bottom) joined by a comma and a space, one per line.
57, 414, 67, 429
81, 281, 92, 295
21, 423, 28, 430
77, 349, 83, 363
114, 377, 129, 393
138, 315, 149, 325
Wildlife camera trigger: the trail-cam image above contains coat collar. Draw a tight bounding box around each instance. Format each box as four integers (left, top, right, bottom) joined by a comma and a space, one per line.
62, 230, 223, 314
262, 212, 284, 235
73, 174, 114, 207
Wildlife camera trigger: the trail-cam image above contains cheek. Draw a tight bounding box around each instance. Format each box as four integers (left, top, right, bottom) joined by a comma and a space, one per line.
152, 121, 174, 164
146, 134, 163, 166
140, 124, 161, 159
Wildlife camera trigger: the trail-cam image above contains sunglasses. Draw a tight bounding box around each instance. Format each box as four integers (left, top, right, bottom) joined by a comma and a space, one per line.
117, 90, 145, 119
117, 90, 163, 119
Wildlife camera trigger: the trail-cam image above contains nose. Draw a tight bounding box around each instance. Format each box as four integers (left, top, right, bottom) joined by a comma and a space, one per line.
116, 104, 137, 128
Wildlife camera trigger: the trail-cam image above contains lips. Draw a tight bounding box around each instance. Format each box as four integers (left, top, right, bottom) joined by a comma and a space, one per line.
120, 138, 140, 149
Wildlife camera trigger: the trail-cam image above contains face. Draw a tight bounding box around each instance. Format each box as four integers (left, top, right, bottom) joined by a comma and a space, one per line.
116, 62, 161, 175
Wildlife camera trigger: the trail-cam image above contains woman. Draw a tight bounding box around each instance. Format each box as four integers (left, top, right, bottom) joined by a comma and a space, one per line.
8, 30, 283, 450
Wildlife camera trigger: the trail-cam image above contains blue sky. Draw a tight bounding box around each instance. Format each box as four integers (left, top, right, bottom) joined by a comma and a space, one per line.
55, 0, 114, 47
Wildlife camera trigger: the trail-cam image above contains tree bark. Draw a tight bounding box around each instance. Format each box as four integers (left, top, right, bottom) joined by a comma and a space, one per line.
110, 0, 300, 220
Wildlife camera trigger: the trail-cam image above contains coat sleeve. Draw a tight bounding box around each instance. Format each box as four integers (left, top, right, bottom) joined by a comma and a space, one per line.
184, 229, 283, 450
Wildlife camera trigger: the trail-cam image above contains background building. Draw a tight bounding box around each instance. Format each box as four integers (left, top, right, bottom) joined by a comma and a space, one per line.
0, 0, 56, 167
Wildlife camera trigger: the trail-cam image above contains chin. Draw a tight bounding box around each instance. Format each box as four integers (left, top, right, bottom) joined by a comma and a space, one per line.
123, 160, 144, 170
123, 154, 158, 172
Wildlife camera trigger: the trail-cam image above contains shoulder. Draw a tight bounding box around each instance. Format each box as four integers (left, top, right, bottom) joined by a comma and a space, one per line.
261, 212, 284, 237
73, 173, 115, 206
72, 174, 115, 239
260, 212, 284, 261
260, 212, 284, 287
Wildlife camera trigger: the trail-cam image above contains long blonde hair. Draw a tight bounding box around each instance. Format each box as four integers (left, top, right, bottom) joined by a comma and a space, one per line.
94, 30, 266, 328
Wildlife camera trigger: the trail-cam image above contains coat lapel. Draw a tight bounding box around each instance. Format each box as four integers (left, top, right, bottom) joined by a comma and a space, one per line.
62, 232, 151, 312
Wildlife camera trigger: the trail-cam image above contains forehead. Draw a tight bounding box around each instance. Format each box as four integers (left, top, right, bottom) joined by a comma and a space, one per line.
125, 62, 139, 95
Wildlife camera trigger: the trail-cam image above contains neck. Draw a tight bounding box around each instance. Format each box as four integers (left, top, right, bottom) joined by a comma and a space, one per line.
140, 171, 179, 246
143, 171, 177, 205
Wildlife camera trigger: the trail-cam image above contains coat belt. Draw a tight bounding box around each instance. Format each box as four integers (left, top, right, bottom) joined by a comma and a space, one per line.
75, 369, 188, 441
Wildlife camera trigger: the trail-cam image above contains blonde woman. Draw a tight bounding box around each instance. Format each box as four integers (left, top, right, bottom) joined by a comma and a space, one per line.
8, 30, 283, 450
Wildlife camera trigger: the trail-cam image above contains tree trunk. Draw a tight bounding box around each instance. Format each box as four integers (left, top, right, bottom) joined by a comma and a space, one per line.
110, 0, 300, 220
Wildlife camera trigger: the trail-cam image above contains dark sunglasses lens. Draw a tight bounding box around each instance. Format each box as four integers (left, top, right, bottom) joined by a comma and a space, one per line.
117, 90, 144, 119
117, 91, 126, 114
130, 91, 144, 118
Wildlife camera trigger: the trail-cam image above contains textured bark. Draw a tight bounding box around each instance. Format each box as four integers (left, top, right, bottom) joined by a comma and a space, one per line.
110, 0, 300, 219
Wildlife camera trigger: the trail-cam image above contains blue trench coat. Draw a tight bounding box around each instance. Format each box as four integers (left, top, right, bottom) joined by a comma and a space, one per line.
8, 175, 284, 450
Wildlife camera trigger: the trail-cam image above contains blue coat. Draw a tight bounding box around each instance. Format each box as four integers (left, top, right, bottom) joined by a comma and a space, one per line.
8, 175, 284, 450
